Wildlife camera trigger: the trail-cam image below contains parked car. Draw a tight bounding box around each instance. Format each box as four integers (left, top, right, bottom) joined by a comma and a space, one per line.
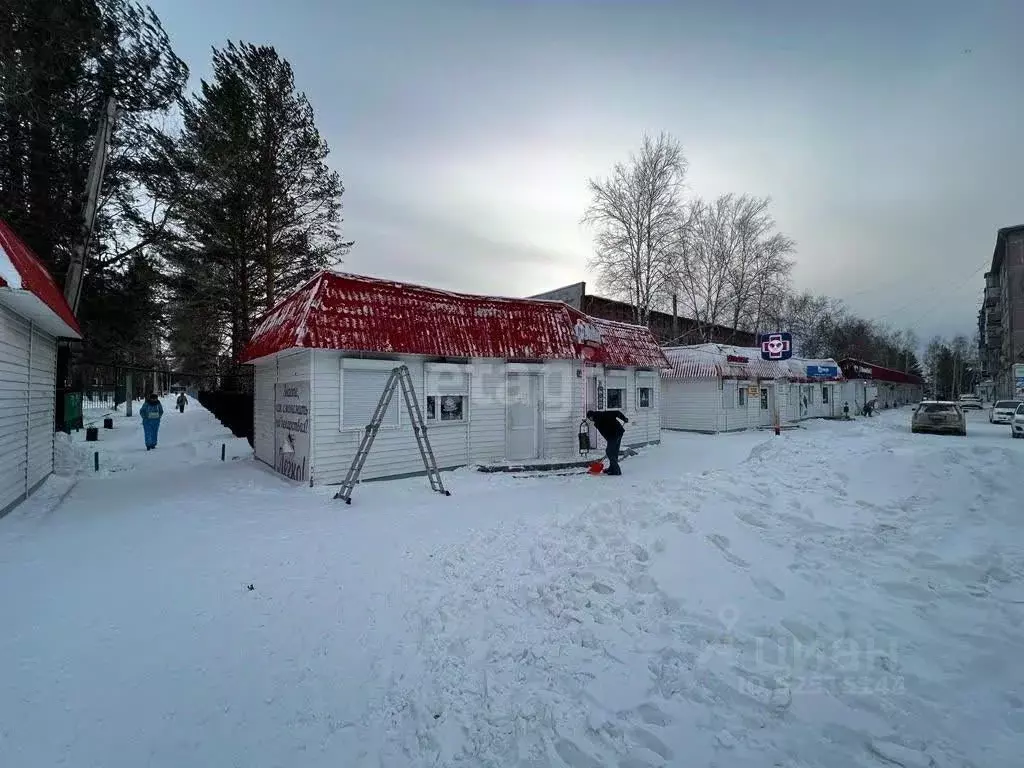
1012, 404, 1024, 439
957, 394, 983, 410
911, 401, 966, 436
990, 400, 1022, 424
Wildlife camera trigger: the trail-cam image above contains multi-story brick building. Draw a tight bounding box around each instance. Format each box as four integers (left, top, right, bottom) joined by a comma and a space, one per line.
979, 225, 1024, 399
527, 282, 756, 346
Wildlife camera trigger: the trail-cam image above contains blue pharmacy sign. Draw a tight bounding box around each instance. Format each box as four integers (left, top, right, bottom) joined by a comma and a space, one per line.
806, 364, 838, 379
759, 332, 793, 361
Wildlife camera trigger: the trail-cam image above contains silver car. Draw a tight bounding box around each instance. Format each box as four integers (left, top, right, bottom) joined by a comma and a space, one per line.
990, 400, 1022, 424
911, 401, 966, 436
1012, 404, 1024, 439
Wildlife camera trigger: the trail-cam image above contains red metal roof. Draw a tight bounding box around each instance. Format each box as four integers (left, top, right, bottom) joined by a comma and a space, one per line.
0, 218, 82, 337
587, 316, 670, 369
240, 271, 668, 368
838, 358, 924, 385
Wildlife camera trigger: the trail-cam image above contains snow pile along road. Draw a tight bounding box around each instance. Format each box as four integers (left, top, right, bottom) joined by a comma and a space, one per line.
0, 406, 1021, 767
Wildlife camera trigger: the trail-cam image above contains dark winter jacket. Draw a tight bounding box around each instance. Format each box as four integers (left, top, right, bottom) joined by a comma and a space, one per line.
140, 398, 163, 421
586, 409, 628, 440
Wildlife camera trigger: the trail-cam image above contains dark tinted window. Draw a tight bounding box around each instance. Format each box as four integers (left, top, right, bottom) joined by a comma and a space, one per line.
921, 404, 956, 413
995, 401, 1020, 409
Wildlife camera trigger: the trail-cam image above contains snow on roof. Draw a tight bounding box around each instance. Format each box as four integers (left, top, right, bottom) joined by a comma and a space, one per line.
240, 271, 668, 368
779, 356, 845, 382
587, 316, 670, 369
663, 344, 843, 381
0, 218, 82, 338
663, 344, 779, 380
838, 358, 924, 385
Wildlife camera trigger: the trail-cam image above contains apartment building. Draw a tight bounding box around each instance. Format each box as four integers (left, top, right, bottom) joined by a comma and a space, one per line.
980, 225, 1024, 399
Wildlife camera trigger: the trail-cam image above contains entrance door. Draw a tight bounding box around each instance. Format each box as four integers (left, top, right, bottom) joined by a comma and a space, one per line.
759, 386, 772, 426
507, 373, 541, 460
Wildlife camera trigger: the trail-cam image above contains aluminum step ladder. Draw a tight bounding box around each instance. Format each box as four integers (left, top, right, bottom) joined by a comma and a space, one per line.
334, 365, 451, 504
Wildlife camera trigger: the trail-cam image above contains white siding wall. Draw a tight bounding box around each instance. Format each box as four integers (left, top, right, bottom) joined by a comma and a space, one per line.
313, 354, 432, 484
835, 381, 918, 414
542, 360, 577, 458
253, 360, 276, 466
27, 325, 56, 491
837, 381, 873, 414
577, 367, 662, 450
251, 351, 312, 469
0, 305, 31, 512
306, 354, 616, 485
0, 306, 57, 514
719, 380, 766, 431
622, 369, 660, 446
468, 359, 506, 464
661, 378, 721, 432
663, 377, 790, 433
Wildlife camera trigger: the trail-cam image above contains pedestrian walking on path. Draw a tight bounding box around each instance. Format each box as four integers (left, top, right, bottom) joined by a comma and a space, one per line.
176, 392, 188, 413
140, 393, 164, 450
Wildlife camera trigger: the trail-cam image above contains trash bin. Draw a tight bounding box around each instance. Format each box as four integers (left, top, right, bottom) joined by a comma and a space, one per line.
85, 426, 99, 442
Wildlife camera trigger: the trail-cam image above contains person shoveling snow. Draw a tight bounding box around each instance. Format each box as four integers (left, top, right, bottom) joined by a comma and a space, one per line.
586, 408, 629, 475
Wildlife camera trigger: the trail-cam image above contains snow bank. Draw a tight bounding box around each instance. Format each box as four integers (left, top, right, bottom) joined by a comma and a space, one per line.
1, 407, 1021, 767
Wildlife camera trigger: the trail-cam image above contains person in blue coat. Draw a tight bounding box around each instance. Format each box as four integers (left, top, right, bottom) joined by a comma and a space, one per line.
139, 393, 164, 450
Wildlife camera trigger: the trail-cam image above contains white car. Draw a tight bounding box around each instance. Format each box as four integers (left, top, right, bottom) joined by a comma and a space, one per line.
1012, 404, 1024, 439
990, 400, 1022, 424
957, 395, 983, 410
912, 401, 967, 436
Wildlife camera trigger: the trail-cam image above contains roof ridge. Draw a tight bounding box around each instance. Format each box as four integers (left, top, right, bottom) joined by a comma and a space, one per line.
322, 270, 578, 310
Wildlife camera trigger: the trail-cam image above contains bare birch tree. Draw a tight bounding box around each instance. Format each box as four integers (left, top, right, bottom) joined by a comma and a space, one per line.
582, 132, 686, 325
722, 194, 795, 338
669, 195, 735, 340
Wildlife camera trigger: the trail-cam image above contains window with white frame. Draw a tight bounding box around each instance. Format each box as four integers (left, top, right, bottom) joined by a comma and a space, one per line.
636, 372, 654, 410
425, 366, 470, 424
738, 386, 746, 407
605, 373, 627, 410
822, 385, 829, 404
341, 366, 400, 430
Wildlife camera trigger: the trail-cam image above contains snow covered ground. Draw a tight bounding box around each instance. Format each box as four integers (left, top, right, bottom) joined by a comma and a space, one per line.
1, 401, 1022, 767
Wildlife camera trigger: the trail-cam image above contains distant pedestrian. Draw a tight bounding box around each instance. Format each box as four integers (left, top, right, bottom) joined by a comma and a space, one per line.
843, 401, 850, 420
586, 409, 629, 475
140, 393, 164, 450
176, 392, 188, 413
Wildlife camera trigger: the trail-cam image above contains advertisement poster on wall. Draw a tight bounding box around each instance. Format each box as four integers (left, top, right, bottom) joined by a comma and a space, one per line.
1014, 363, 1024, 399
275, 381, 310, 482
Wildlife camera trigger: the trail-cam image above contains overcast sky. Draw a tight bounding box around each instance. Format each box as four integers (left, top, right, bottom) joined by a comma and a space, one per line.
148, 0, 1024, 343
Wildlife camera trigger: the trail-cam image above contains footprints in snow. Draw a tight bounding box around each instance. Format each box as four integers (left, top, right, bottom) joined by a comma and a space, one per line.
635, 701, 672, 727
706, 533, 750, 569
752, 576, 786, 600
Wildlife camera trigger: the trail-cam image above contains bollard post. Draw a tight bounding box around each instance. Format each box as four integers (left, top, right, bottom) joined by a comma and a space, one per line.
94, 451, 99, 472
221, 443, 226, 462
